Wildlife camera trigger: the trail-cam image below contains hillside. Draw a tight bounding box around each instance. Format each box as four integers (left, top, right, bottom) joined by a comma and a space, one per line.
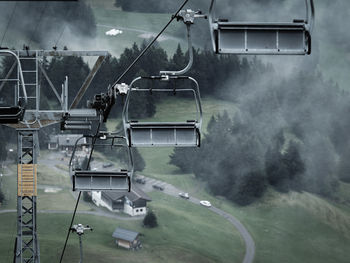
1, 1, 350, 263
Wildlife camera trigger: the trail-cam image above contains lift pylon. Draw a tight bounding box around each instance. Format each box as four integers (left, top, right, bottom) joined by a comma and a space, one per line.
0, 49, 110, 263
15, 129, 39, 263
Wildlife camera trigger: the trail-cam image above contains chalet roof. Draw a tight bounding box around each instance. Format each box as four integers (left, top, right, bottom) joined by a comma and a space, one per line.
127, 185, 152, 202
103, 185, 152, 202
112, 228, 139, 242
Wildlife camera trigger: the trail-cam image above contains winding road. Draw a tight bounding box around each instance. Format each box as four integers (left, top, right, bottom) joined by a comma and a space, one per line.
1, 154, 255, 263
139, 176, 256, 263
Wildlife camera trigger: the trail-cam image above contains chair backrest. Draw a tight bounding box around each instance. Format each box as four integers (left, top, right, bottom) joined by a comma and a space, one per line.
122, 76, 202, 147
69, 134, 134, 191
208, 0, 315, 55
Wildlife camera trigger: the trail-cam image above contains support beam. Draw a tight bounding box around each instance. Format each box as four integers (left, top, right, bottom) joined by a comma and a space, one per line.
70, 56, 107, 109
0, 50, 109, 57
38, 64, 62, 104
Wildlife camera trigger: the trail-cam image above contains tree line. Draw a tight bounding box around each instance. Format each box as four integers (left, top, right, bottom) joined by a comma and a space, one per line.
2, 41, 350, 207
170, 67, 350, 205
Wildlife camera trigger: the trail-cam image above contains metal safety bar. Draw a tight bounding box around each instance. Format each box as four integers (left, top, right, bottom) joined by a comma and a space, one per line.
123, 76, 202, 147
69, 134, 133, 191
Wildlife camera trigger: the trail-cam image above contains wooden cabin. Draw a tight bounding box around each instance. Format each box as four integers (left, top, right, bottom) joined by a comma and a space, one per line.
112, 228, 142, 250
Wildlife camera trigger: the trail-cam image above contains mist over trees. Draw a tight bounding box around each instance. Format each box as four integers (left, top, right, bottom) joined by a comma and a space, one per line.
1, 37, 350, 206
0, 1, 96, 48
170, 64, 350, 205
114, 0, 280, 14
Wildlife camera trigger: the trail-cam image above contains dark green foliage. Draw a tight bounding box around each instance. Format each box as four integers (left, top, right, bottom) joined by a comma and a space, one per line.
132, 149, 146, 172
45, 56, 90, 108
0, 128, 7, 162
337, 144, 350, 183
230, 171, 266, 206
169, 148, 198, 173
171, 111, 267, 206
106, 146, 145, 172
0, 189, 4, 204
265, 133, 304, 193
0, 143, 6, 162
143, 210, 158, 228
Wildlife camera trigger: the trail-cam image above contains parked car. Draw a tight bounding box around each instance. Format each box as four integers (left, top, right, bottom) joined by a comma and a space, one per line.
135, 177, 146, 184
152, 184, 164, 191
102, 162, 113, 168
200, 200, 211, 207
178, 192, 189, 199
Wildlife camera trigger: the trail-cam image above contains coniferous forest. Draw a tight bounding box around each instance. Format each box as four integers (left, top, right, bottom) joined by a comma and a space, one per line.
1, 40, 349, 206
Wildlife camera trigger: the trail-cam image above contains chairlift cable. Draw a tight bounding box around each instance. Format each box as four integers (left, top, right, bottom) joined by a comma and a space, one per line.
0, 1, 17, 47
55, 25, 67, 48
29, 2, 48, 47
112, 0, 189, 87
58, 120, 102, 263
55, 7, 74, 48
59, 1, 190, 260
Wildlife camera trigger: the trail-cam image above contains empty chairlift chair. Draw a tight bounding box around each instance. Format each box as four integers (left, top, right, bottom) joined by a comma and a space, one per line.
69, 134, 133, 191
0, 50, 27, 123
123, 76, 202, 147
209, 0, 315, 55
61, 109, 99, 131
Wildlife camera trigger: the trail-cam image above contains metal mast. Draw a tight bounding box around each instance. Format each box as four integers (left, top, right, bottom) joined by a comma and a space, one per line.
15, 129, 39, 263
0, 49, 109, 263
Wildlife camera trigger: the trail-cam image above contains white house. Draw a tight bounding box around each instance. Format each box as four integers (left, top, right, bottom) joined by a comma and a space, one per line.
92, 185, 151, 217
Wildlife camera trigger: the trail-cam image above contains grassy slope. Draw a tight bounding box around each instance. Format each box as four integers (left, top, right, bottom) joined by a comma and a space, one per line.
138, 97, 238, 181
0, 163, 90, 211
88, 0, 350, 91
89, 0, 185, 57
129, 96, 350, 263
140, 152, 350, 263
0, 191, 244, 263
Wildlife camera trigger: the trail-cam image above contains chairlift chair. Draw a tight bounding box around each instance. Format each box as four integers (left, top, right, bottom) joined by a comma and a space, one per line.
69, 134, 133, 191
61, 109, 99, 131
0, 50, 27, 123
209, 0, 315, 55
122, 76, 202, 147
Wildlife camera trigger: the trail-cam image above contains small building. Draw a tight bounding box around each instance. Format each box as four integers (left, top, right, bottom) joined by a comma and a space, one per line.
92, 185, 151, 216
112, 228, 141, 250
48, 134, 87, 154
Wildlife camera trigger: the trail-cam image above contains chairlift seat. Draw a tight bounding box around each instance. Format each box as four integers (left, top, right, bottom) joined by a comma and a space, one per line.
126, 121, 200, 147
61, 109, 98, 131
123, 76, 202, 148
0, 106, 25, 123
65, 109, 98, 119
213, 21, 311, 55
72, 170, 131, 191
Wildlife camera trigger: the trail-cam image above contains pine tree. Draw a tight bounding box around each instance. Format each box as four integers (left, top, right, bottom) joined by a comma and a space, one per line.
143, 210, 158, 228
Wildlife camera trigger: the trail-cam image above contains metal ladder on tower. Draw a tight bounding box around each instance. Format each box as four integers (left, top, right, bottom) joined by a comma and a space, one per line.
18, 51, 39, 115
15, 130, 39, 263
